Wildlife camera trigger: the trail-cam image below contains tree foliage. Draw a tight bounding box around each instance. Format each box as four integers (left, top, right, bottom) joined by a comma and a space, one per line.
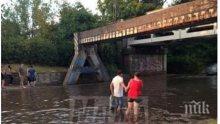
58, 2, 100, 41
1, 1, 99, 66
97, 0, 164, 22
167, 39, 217, 74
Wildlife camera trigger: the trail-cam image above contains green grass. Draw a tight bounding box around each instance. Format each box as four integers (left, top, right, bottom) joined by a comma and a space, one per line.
2, 64, 67, 73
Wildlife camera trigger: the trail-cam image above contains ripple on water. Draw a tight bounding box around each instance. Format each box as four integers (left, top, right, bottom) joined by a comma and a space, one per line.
2, 110, 13, 114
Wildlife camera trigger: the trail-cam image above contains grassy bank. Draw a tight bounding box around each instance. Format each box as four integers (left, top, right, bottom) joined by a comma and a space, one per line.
2, 64, 68, 73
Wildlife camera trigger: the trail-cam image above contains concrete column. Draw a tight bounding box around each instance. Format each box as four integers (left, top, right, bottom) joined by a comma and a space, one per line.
63, 33, 81, 85
64, 34, 110, 85
122, 43, 168, 74
86, 45, 110, 82
63, 49, 87, 85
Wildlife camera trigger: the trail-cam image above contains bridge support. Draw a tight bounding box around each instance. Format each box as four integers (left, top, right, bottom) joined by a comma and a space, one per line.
63, 34, 110, 85
123, 41, 167, 74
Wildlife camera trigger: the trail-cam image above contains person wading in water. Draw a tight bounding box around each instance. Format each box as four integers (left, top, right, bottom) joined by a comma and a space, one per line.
125, 72, 143, 121
110, 70, 126, 112
18, 64, 26, 88
1, 66, 6, 89
27, 65, 37, 86
6, 65, 13, 85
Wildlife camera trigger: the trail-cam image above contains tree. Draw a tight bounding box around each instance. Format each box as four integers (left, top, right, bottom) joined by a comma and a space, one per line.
58, 2, 100, 40
1, 19, 21, 41
30, 0, 54, 38
97, 0, 165, 22
2, 1, 102, 66
52, 2, 101, 66
167, 38, 217, 74
14, 0, 30, 35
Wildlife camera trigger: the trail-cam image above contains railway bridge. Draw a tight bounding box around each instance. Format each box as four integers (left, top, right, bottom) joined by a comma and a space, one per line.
63, 0, 217, 85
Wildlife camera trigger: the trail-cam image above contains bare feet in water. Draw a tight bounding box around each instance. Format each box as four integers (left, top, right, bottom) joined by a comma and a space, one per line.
21, 86, 26, 88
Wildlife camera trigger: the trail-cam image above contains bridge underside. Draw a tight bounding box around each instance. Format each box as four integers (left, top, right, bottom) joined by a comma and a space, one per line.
128, 23, 217, 46
122, 46, 167, 74
122, 23, 217, 74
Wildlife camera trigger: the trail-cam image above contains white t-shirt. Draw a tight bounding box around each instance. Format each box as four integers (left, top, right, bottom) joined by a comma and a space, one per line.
111, 75, 124, 97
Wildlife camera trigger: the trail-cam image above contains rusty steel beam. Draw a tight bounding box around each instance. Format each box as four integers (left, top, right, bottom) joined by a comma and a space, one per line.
79, 0, 217, 44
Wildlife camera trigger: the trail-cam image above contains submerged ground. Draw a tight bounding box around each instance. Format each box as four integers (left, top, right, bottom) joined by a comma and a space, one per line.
2, 75, 217, 124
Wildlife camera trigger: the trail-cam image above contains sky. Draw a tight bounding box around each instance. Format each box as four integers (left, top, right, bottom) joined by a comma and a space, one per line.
62, 0, 173, 14
63, 0, 100, 14
2, 0, 174, 23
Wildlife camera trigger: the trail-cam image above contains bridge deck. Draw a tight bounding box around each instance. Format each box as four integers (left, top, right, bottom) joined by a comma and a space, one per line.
79, 0, 217, 44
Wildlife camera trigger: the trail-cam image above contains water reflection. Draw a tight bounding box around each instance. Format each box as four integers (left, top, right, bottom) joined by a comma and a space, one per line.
1, 75, 217, 123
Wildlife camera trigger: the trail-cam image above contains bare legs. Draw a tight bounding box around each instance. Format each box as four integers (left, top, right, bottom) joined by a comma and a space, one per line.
32, 81, 36, 86
133, 101, 139, 121
134, 101, 139, 115
126, 102, 133, 115
27, 80, 31, 86
2, 80, 5, 89
126, 101, 139, 121
20, 76, 26, 88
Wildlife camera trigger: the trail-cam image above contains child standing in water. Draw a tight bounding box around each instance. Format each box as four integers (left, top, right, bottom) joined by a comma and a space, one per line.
27, 65, 37, 86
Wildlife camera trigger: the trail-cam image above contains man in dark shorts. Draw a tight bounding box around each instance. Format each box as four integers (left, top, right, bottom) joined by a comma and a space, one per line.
27, 65, 37, 86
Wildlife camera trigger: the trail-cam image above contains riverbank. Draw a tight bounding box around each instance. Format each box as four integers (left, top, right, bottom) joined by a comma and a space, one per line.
2, 64, 67, 73
167, 74, 217, 78
2, 85, 36, 91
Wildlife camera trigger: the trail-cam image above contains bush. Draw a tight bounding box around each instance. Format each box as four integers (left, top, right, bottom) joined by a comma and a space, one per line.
167, 55, 204, 74
2, 36, 27, 63
167, 39, 217, 74
55, 40, 74, 66
26, 37, 58, 65
2, 36, 73, 66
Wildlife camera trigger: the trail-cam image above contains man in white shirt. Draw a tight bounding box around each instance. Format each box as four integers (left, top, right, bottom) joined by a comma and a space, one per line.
110, 70, 126, 111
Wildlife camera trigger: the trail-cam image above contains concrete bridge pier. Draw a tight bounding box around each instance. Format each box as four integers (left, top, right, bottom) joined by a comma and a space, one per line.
123, 41, 167, 74
63, 33, 110, 85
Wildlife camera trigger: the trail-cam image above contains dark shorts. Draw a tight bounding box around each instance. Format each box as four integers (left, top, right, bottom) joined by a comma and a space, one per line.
1, 74, 5, 80
128, 98, 142, 103
28, 77, 36, 82
6, 74, 13, 84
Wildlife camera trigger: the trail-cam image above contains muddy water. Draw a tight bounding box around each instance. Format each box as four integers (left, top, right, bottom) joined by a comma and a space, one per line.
2, 75, 217, 123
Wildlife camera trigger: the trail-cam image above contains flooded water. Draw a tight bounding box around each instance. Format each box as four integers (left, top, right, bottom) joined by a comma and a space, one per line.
2, 75, 217, 124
